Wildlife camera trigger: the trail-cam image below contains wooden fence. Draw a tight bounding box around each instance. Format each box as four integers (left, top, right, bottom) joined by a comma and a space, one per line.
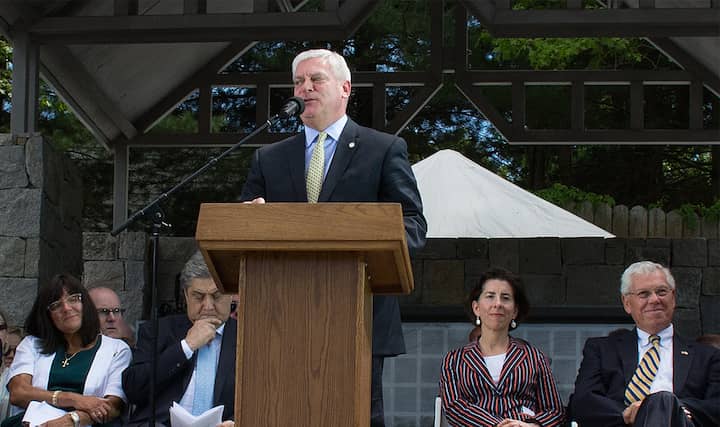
562, 202, 718, 238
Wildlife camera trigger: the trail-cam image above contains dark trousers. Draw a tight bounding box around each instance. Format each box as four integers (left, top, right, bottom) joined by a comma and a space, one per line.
634, 391, 695, 427
371, 356, 385, 427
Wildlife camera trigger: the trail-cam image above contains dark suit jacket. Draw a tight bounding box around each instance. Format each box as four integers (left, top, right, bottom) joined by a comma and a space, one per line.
570, 327, 720, 427
240, 118, 427, 356
122, 315, 237, 425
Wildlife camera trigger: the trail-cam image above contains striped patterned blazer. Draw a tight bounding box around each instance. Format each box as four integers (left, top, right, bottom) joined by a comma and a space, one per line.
440, 337, 565, 427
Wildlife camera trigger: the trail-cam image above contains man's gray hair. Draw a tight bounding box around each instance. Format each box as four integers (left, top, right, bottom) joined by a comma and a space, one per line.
620, 260, 676, 295
292, 49, 351, 83
179, 251, 211, 290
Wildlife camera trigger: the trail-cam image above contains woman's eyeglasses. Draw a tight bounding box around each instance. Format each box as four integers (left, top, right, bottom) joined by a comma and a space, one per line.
47, 293, 83, 312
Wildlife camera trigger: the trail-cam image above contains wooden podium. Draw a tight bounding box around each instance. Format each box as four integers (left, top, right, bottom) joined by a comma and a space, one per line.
195, 203, 414, 427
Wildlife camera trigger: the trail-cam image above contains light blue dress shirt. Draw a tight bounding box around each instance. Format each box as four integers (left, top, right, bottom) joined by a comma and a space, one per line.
178, 323, 225, 413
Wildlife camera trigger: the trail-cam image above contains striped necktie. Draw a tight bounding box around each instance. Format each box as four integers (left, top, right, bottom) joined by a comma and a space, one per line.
624, 334, 661, 405
306, 131, 327, 203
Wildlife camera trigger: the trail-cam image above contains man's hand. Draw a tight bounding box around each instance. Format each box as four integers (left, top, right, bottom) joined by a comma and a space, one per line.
496, 419, 540, 427
243, 197, 265, 204
622, 401, 642, 425
681, 406, 693, 421
185, 318, 222, 351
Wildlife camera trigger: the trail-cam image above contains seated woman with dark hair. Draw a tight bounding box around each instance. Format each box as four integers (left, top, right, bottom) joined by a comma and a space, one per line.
2, 274, 131, 427
440, 268, 565, 427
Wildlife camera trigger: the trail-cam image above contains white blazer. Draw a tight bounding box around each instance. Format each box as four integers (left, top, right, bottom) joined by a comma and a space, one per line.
8, 335, 131, 402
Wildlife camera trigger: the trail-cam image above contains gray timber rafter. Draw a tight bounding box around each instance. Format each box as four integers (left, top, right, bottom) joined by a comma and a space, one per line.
41, 45, 138, 148
648, 38, 720, 96
27, 0, 381, 44
129, 1, 719, 148
128, 1, 442, 146
125, 70, 445, 146
130, 0, 380, 136
132, 41, 257, 134
451, 3, 719, 144
462, 0, 720, 37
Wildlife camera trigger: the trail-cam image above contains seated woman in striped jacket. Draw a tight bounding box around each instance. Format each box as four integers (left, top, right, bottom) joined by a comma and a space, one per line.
439, 268, 565, 427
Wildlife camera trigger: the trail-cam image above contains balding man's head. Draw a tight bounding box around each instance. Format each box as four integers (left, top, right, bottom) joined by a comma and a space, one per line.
88, 286, 125, 339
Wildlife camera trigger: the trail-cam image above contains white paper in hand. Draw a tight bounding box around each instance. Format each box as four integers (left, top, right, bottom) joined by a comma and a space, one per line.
169, 402, 224, 427
22, 401, 68, 427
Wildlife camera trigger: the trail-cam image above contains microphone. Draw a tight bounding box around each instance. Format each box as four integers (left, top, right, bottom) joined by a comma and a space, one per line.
278, 97, 305, 118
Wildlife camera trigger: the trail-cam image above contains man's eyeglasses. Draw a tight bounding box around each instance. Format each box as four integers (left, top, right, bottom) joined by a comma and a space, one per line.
47, 293, 83, 312
625, 287, 673, 300
97, 308, 126, 317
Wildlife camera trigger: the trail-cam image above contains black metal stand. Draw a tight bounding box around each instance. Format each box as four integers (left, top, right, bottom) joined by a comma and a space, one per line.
109, 97, 303, 427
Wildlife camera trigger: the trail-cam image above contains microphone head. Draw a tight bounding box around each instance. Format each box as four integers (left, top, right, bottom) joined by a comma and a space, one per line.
280, 97, 305, 118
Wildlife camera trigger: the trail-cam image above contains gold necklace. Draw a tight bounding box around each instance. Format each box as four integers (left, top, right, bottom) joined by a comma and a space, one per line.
61, 352, 78, 368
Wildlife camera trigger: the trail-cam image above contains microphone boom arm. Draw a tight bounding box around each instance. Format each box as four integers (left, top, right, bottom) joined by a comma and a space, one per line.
111, 98, 301, 236
110, 114, 276, 236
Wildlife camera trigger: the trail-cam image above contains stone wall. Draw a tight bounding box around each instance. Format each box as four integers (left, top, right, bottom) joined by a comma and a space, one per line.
404, 237, 719, 338
81, 232, 197, 328
79, 233, 719, 339
0, 134, 83, 326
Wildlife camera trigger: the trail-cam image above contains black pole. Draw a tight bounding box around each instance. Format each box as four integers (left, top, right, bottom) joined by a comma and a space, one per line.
109, 97, 304, 427
149, 209, 163, 427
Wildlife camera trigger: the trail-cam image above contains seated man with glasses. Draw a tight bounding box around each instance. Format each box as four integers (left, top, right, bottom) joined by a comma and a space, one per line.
88, 286, 135, 347
570, 261, 720, 427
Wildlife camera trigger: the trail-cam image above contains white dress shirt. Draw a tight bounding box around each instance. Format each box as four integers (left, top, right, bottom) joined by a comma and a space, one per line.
636, 324, 674, 394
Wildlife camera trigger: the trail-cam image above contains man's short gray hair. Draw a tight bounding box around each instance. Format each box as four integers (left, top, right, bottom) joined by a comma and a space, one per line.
620, 261, 675, 295
292, 49, 351, 83
179, 251, 211, 290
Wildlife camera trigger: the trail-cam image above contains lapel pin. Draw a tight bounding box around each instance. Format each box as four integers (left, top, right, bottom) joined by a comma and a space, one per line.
348, 142, 355, 149
681, 350, 689, 355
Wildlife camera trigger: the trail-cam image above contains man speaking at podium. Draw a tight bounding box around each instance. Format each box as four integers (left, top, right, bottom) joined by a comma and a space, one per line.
240, 48, 427, 427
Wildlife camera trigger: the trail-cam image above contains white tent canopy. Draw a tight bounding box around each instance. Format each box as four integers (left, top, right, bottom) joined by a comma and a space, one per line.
411, 150, 614, 238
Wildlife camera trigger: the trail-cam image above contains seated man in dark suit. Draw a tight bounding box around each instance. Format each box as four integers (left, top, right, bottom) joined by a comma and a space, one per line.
122, 252, 237, 426
570, 261, 720, 427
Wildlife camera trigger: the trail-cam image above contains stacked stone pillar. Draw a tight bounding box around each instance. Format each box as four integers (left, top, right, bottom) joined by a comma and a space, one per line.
0, 134, 83, 326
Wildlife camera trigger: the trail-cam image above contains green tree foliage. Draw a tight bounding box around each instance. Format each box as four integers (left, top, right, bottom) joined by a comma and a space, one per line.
535, 183, 615, 208
0, 40, 11, 127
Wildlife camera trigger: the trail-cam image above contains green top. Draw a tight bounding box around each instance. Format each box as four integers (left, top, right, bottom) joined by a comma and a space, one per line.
48, 336, 101, 393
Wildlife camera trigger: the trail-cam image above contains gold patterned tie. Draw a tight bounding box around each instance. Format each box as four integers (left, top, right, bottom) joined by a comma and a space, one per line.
624, 334, 661, 405
306, 131, 327, 203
